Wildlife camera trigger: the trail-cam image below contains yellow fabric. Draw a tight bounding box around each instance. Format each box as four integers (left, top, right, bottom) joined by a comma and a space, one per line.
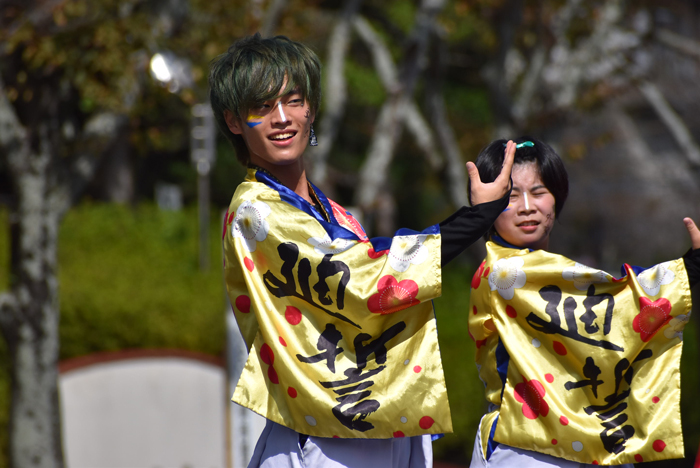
223, 168, 451, 439
469, 241, 691, 465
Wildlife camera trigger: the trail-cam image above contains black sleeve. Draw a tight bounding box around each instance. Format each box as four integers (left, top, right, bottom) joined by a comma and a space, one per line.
683, 248, 700, 289
440, 191, 510, 266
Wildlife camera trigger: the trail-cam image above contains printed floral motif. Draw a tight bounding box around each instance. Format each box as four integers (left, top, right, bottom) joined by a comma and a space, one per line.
329, 200, 368, 241
308, 233, 353, 255
562, 263, 610, 291
488, 257, 527, 300
664, 312, 691, 340
388, 235, 429, 272
633, 297, 672, 342
638, 262, 675, 296
232, 201, 271, 252
472, 261, 491, 289
514, 377, 549, 420
368, 275, 420, 314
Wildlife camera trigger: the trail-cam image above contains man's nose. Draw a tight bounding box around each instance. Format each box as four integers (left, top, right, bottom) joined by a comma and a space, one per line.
271, 101, 289, 123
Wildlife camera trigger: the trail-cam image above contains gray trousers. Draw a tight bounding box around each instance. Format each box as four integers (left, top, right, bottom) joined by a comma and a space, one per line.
469, 418, 634, 468
248, 420, 433, 468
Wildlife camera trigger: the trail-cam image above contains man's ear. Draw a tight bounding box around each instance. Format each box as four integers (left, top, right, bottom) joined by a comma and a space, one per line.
224, 110, 243, 135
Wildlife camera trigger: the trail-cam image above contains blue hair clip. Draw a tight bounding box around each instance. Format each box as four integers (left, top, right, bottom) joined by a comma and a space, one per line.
503, 141, 534, 149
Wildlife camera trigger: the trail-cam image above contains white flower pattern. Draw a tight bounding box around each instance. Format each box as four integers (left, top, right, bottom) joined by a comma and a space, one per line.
232, 201, 271, 252
664, 313, 691, 341
562, 263, 611, 291
388, 235, 429, 272
488, 257, 527, 300
638, 261, 675, 296
308, 233, 353, 255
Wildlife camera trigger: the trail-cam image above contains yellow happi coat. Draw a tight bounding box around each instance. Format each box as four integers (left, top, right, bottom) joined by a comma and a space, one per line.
223, 168, 451, 439
469, 240, 692, 465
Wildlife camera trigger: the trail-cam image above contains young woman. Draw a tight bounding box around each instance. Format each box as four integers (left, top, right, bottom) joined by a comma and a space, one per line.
467, 137, 700, 467
209, 34, 515, 468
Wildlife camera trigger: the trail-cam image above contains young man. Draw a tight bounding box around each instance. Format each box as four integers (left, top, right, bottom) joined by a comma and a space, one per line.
209, 34, 514, 468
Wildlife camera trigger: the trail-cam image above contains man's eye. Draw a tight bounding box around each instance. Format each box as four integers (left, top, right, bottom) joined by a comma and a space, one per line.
288, 98, 303, 106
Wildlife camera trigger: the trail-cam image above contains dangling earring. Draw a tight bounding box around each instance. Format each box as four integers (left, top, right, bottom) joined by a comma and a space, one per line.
309, 126, 318, 146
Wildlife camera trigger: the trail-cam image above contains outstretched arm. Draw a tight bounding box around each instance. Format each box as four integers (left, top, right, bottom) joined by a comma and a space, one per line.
467, 140, 515, 205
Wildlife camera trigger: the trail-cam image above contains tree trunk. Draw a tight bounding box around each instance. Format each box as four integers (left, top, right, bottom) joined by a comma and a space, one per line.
355, 0, 446, 215
0, 74, 114, 468
309, 0, 363, 191
1, 132, 69, 468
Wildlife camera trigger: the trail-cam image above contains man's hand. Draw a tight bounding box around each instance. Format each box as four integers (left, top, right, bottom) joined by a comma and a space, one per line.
684, 218, 700, 250
467, 140, 516, 206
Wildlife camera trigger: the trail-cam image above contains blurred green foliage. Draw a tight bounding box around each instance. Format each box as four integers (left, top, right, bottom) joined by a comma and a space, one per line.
344, 58, 387, 108
57, 202, 226, 358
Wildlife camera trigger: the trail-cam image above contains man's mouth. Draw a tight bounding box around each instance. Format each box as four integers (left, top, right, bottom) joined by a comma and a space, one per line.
518, 220, 539, 227
269, 132, 296, 141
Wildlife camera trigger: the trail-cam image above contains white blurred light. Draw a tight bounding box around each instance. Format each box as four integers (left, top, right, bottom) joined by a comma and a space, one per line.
150, 53, 172, 83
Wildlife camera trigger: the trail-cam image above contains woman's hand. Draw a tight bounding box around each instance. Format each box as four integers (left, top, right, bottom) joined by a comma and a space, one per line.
684, 218, 700, 250
467, 140, 516, 205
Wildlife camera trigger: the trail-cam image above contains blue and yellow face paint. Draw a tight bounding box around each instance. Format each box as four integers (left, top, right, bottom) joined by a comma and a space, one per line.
246, 115, 263, 128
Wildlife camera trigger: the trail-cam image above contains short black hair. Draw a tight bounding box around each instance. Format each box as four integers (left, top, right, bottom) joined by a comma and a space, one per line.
208, 33, 322, 165
469, 136, 569, 239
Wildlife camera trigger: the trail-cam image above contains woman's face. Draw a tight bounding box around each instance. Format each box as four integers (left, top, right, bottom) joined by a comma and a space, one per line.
493, 162, 556, 250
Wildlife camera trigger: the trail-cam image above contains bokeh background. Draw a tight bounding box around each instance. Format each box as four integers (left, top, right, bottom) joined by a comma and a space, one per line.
1, 0, 699, 466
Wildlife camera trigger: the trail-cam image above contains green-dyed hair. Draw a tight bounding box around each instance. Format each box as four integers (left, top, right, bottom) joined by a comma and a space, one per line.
208, 33, 322, 164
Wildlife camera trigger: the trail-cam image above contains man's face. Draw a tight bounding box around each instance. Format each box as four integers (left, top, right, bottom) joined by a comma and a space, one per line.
225, 84, 314, 171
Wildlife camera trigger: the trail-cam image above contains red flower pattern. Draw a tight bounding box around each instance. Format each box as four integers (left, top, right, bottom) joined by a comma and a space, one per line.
367, 275, 420, 314
633, 297, 672, 342
471, 261, 491, 289
514, 377, 549, 420
330, 199, 368, 241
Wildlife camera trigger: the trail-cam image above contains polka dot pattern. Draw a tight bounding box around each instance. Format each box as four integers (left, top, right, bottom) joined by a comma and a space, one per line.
393, 431, 405, 438
235, 295, 251, 314
559, 416, 569, 426
413, 366, 422, 373
572, 441, 583, 452
419, 416, 434, 430
285, 306, 302, 325
288, 387, 297, 398
532, 338, 541, 348
244, 257, 255, 272
553, 341, 567, 356
635, 454, 643, 463
652, 396, 660, 404
305, 415, 317, 426
506, 305, 517, 318
545, 373, 554, 383
551, 439, 557, 445
653, 440, 666, 452
279, 336, 287, 347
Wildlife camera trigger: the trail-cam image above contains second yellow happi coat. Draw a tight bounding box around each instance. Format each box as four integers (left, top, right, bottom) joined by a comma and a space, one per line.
469, 241, 692, 465
223, 168, 452, 439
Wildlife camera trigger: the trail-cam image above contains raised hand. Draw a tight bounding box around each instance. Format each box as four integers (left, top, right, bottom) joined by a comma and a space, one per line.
467, 140, 516, 206
684, 218, 700, 250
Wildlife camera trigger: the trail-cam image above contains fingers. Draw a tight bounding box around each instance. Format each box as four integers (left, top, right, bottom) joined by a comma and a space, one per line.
684, 217, 700, 250
466, 161, 481, 186
495, 140, 516, 182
